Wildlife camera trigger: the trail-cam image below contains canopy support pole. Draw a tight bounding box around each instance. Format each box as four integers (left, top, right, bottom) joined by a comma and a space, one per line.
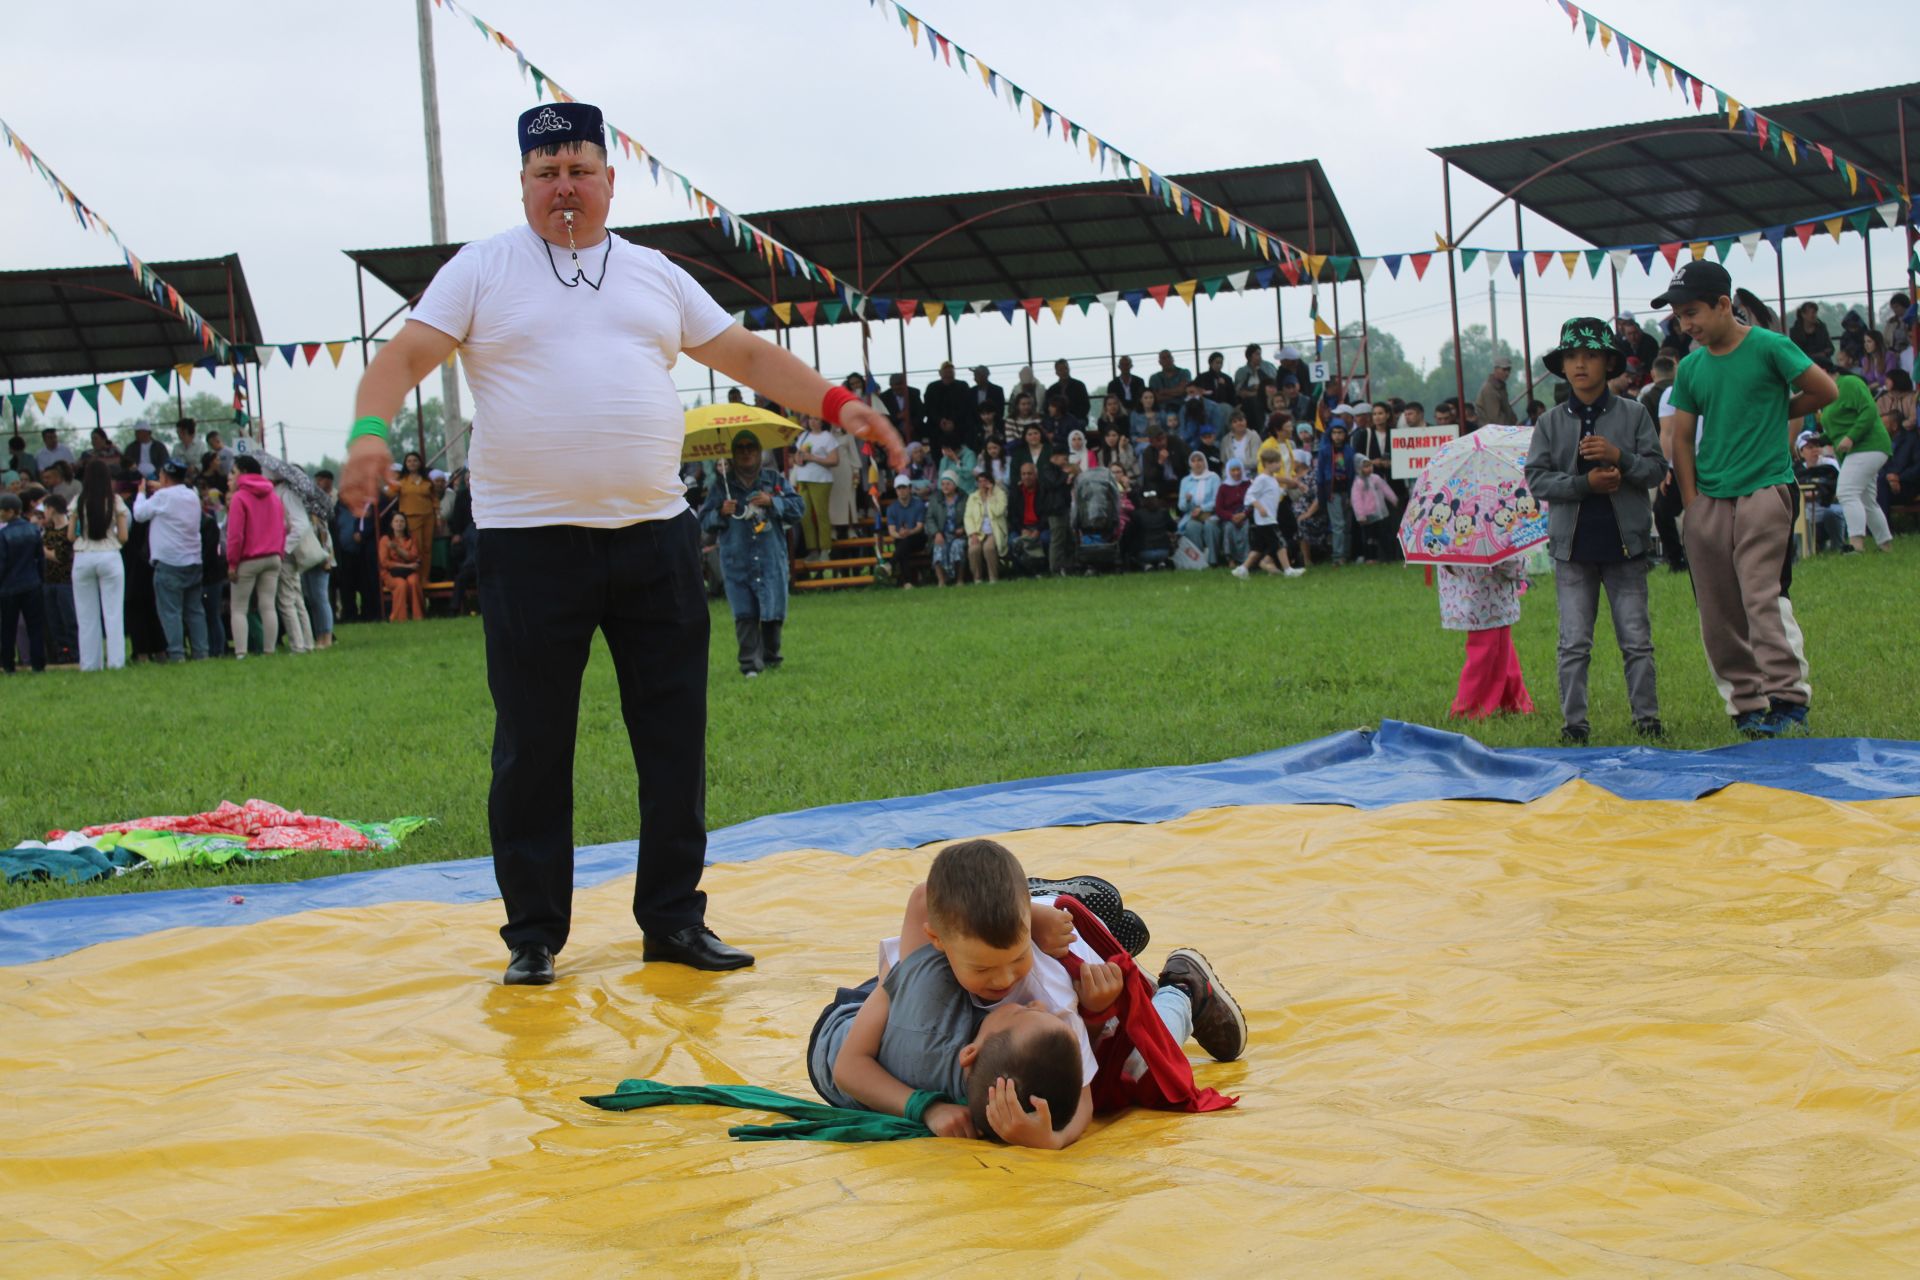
1864, 226, 1874, 321
93, 376, 102, 430
1107, 312, 1117, 379
943, 313, 953, 366
1023, 312, 1034, 372
1331, 281, 1344, 388
1274, 281, 1283, 349
1190, 300, 1200, 374
1442, 158, 1466, 422
898, 318, 908, 390
1776, 242, 1788, 325
810, 320, 821, 374
1359, 275, 1372, 401
355, 263, 370, 369
1516, 204, 1535, 413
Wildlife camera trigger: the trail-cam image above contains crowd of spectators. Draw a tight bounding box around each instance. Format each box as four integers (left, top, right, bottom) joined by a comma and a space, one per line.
699, 290, 1917, 586
1, 417, 478, 672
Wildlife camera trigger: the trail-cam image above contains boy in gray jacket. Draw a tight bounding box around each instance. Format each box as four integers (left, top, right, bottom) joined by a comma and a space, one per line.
1524, 318, 1668, 743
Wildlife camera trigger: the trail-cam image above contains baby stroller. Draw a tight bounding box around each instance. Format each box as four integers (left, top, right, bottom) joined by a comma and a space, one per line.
1071, 467, 1124, 573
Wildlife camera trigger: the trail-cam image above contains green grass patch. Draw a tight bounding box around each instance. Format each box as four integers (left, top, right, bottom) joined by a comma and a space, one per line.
4, 541, 1913, 910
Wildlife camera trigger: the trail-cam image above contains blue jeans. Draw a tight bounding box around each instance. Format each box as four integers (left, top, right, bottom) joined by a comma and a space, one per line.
151, 561, 208, 661
1178, 515, 1222, 565
302, 565, 334, 638
1329, 494, 1352, 563
1122, 987, 1194, 1081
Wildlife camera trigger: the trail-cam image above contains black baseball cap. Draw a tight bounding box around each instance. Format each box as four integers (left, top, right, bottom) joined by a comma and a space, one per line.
1651, 260, 1732, 309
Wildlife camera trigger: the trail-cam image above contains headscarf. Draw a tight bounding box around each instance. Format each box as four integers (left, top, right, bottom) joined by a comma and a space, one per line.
1222, 458, 1248, 486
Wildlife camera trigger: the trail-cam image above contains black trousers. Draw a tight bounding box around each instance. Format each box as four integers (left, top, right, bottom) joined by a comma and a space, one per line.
479, 511, 710, 954
2, 586, 47, 672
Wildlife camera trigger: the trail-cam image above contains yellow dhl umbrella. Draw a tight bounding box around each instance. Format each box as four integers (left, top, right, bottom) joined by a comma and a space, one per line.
682, 403, 803, 461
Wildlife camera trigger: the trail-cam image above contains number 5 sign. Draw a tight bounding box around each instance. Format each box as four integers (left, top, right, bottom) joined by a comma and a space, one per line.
1307, 360, 1331, 384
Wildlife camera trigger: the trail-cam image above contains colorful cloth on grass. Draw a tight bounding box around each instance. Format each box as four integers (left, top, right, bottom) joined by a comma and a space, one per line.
582, 1079, 949, 1143
23, 801, 433, 874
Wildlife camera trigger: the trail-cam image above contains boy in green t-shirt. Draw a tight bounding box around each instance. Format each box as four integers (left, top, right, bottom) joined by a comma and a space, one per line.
1659, 262, 1837, 736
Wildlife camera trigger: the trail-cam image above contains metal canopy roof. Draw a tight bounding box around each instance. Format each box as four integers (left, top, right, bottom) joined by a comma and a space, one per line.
1432, 82, 1918, 248
346, 160, 1357, 325
0, 255, 263, 381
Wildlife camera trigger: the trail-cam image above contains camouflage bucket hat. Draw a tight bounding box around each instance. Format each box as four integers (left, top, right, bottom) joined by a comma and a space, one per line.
1543, 316, 1626, 378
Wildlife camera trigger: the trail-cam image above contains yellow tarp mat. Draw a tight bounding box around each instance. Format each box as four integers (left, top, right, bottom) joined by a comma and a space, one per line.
4, 782, 1920, 1277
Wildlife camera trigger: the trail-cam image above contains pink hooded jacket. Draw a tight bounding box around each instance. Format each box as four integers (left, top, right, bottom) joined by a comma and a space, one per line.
226, 473, 286, 571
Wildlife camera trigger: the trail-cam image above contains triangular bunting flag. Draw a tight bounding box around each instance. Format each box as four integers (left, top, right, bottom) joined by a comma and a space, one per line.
1121, 290, 1145, 316
822, 301, 844, 324
1739, 232, 1762, 259
1227, 270, 1250, 291
1072, 296, 1094, 316
152, 367, 170, 393
1018, 298, 1044, 321
1382, 254, 1403, 279
1174, 280, 1200, 306
1561, 251, 1580, 277
771, 302, 793, 325
1253, 267, 1276, 289
33, 391, 53, 412
1410, 253, 1432, 280
1689, 242, 1709, 261
6, 394, 26, 418
871, 297, 894, 321
1357, 258, 1379, 283
1793, 223, 1815, 248
1201, 277, 1226, 300
279, 344, 297, 365
1509, 250, 1526, 276
747, 306, 770, 328
1633, 248, 1656, 273
1712, 239, 1734, 263
105, 380, 125, 404
131, 374, 149, 398
1487, 249, 1501, 276
1609, 249, 1631, 274
1584, 249, 1606, 276
57, 388, 75, 410
968, 300, 992, 314
1824, 218, 1844, 243
894, 299, 918, 321
1280, 261, 1301, 286
1816, 144, 1833, 170
301, 343, 321, 365
326, 341, 347, 367
1146, 284, 1171, 308
1875, 201, 1901, 227
1306, 253, 1328, 279
1658, 242, 1682, 268
1045, 297, 1069, 322
1097, 290, 1119, 314
80, 385, 103, 410
1847, 212, 1871, 235
1460, 248, 1480, 271
797, 301, 820, 326
943, 299, 967, 320
1312, 313, 1335, 339
994, 299, 1018, 323
1762, 226, 1787, 250
177, 364, 194, 385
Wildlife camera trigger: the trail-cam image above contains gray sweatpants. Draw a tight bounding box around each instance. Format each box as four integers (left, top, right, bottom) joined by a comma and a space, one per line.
1553, 557, 1658, 731
1682, 486, 1810, 716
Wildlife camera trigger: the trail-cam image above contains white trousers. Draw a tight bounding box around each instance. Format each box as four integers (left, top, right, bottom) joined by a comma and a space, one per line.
70, 551, 126, 671
1836, 450, 1890, 545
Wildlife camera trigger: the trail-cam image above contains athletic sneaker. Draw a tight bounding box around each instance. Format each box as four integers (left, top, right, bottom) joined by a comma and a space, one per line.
1027, 875, 1150, 957
1283, 567, 1306, 578
1763, 701, 1809, 736
1157, 948, 1247, 1062
1733, 709, 1777, 738
1230, 565, 1250, 579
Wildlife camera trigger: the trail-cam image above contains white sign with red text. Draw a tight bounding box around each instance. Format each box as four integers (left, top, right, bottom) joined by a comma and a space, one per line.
1388, 425, 1460, 478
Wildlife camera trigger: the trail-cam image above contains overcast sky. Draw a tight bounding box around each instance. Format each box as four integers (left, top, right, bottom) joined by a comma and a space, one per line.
3, 0, 1912, 464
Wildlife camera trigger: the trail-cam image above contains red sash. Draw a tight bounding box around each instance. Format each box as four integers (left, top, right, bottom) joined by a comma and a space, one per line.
1053, 896, 1237, 1114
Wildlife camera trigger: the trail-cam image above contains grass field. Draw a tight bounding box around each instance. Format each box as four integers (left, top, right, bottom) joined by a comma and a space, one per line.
3, 542, 1913, 910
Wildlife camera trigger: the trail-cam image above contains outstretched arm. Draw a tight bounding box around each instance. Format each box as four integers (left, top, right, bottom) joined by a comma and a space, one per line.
341, 320, 460, 517
687, 326, 906, 469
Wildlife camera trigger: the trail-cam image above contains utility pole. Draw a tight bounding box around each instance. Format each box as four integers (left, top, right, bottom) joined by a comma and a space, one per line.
1489, 278, 1498, 349
278, 420, 288, 460
415, 0, 466, 468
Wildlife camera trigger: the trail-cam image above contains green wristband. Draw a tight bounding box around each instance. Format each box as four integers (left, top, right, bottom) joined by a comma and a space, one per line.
348, 416, 390, 445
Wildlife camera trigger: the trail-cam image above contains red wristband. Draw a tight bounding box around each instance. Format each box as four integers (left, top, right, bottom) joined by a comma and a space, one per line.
821, 385, 857, 427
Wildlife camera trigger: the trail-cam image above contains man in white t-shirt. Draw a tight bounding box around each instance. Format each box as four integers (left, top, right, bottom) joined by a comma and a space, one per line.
339, 102, 902, 987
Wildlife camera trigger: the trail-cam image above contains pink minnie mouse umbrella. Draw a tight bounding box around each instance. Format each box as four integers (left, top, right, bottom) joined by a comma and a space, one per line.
1397, 424, 1547, 565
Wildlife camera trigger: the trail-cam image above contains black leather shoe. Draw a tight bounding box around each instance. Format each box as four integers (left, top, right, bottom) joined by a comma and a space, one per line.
503, 944, 555, 985
642, 925, 755, 971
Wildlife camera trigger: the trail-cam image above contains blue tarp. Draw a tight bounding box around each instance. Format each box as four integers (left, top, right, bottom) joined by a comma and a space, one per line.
4, 720, 1916, 967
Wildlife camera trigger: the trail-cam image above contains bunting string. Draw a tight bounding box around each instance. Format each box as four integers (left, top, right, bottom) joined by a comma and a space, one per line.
2, 340, 383, 424
859, 0, 1309, 272
0, 115, 237, 363
1540, 0, 1908, 209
